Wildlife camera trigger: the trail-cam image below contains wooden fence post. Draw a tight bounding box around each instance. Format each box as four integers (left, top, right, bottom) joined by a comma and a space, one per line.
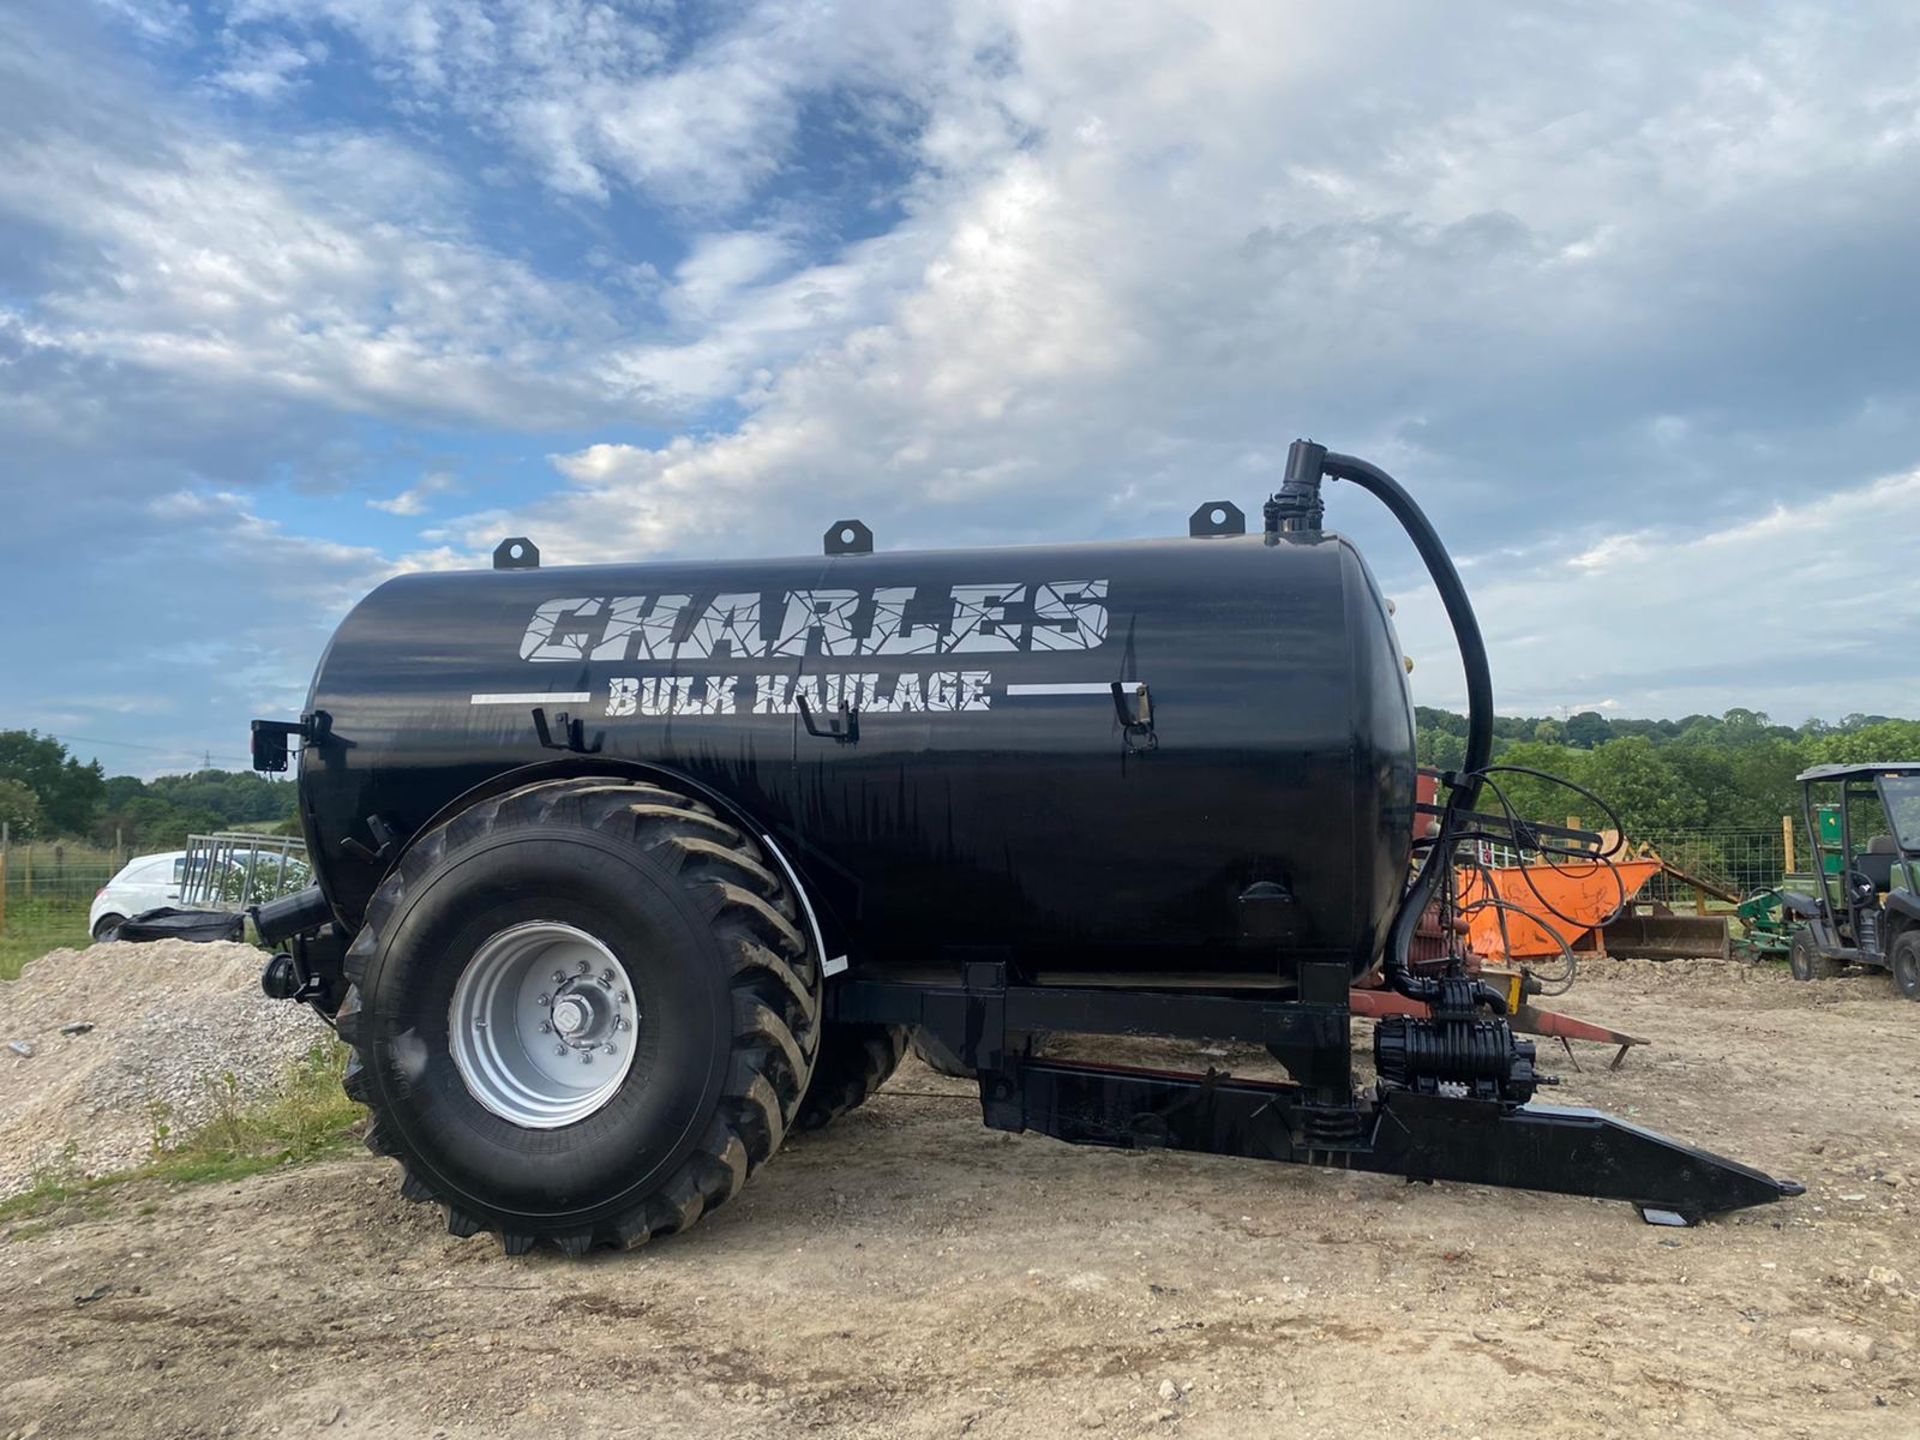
1781, 814, 1795, 874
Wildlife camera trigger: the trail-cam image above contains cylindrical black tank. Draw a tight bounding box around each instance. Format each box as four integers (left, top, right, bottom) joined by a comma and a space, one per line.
297, 528, 1415, 979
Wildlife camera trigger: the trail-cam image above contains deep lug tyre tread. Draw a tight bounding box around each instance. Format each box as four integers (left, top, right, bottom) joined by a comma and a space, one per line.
1890, 929, 1920, 1001
796, 1021, 910, 1131
909, 1027, 977, 1080
336, 777, 821, 1255
1788, 926, 1842, 981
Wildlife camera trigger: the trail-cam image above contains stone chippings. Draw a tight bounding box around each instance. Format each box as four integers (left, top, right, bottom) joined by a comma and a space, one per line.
0, 940, 328, 1196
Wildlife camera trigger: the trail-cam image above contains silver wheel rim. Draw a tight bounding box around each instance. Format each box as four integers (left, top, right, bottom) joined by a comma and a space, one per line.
448, 921, 639, 1129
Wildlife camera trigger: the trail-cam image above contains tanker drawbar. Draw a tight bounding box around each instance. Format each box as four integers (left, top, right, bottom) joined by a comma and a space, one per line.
249, 444, 1802, 1256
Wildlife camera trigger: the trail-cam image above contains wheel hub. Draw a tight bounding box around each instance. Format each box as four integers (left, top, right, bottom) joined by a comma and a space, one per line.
551, 993, 592, 1038
448, 922, 640, 1128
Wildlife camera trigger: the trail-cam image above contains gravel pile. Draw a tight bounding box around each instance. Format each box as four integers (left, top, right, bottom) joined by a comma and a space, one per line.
0, 939, 331, 1197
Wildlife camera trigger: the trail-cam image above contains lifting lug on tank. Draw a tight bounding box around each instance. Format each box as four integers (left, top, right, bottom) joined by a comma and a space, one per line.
492, 536, 539, 570
1187, 501, 1246, 537
823, 518, 873, 555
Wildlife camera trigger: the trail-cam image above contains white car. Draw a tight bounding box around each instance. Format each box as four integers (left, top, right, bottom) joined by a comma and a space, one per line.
89, 851, 189, 940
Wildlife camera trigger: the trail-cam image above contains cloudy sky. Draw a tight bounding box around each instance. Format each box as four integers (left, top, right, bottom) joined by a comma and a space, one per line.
3, 1, 1918, 776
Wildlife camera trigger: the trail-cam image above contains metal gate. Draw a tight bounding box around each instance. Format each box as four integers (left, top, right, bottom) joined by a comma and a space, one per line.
175, 833, 311, 912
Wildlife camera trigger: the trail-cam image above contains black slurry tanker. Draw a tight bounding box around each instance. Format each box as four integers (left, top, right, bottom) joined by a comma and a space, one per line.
249, 442, 1801, 1255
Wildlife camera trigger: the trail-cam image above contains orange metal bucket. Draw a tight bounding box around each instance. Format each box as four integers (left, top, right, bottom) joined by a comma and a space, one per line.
1457, 859, 1659, 958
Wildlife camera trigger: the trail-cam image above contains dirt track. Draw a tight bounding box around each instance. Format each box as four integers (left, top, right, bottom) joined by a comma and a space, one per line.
2, 960, 1916, 1439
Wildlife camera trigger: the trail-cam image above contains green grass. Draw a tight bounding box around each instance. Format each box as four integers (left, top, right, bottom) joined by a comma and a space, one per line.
0, 900, 93, 981
0, 1042, 363, 1229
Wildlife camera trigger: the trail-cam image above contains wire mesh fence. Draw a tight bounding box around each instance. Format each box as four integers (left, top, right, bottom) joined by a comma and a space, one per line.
1, 849, 117, 908
1632, 830, 1788, 907
1466, 828, 1790, 910
0, 848, 117, 959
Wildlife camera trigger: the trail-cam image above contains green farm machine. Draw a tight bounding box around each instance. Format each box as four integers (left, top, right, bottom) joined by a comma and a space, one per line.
1744, 763, 1920, 998
1738, 804, 1850, 959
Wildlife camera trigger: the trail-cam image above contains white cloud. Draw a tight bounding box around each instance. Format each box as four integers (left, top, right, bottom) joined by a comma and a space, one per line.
367, 471, 459, 516
217, 0, 983, 210
0, 128, 666, 427
1390, 467, 1920, 720
86, 0, 193, 46
0, 20, 683, 434
433, 4, 1917, 571
207, 33, 324, 100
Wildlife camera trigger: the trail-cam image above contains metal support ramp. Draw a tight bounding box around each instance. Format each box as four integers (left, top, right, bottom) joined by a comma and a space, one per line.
832, 960, 1802, 1223
985, 1060, 1802, 1221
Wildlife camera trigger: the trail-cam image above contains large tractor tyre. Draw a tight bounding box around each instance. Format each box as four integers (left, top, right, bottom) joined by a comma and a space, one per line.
1890, 930, 1920, 1001
908, 1027, 1055, 1080
334, 777, 820, 1256
910, 1027, 975, 1079
1788, 926, 1842, 982
795, 1021, 909, 1130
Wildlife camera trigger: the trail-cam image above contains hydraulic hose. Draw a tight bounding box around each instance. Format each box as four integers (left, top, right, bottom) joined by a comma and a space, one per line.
1308, 447, 1497, 1008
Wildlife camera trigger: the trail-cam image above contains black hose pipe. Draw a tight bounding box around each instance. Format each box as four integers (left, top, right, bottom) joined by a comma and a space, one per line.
1278, 442, 1500, 1010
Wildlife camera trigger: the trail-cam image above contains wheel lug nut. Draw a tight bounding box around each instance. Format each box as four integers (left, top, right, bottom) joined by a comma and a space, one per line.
537, 993, 550, 1007
538, 1021, 551, 1033
555, 1044, 568, 1056
578, 960, 591, 975
601, 968, 614, 984
552, 970, 565, 985
580, 1051, 593, 1064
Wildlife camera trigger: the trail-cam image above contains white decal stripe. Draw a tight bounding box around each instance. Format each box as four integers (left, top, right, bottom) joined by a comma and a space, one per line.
470, 691, 592, 705
1005, 682, 1137, 697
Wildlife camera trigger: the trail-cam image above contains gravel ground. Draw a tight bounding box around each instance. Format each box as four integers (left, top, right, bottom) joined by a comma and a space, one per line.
0, 940, 325, 1195
0, 958, 1915, 1439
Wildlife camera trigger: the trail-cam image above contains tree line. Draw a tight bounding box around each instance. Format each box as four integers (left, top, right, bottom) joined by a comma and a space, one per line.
1417, 707, 1920, 834
0, 730, 297, 853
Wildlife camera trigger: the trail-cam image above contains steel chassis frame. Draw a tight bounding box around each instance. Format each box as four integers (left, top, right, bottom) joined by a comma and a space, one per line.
827, 956, 1802, 1224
